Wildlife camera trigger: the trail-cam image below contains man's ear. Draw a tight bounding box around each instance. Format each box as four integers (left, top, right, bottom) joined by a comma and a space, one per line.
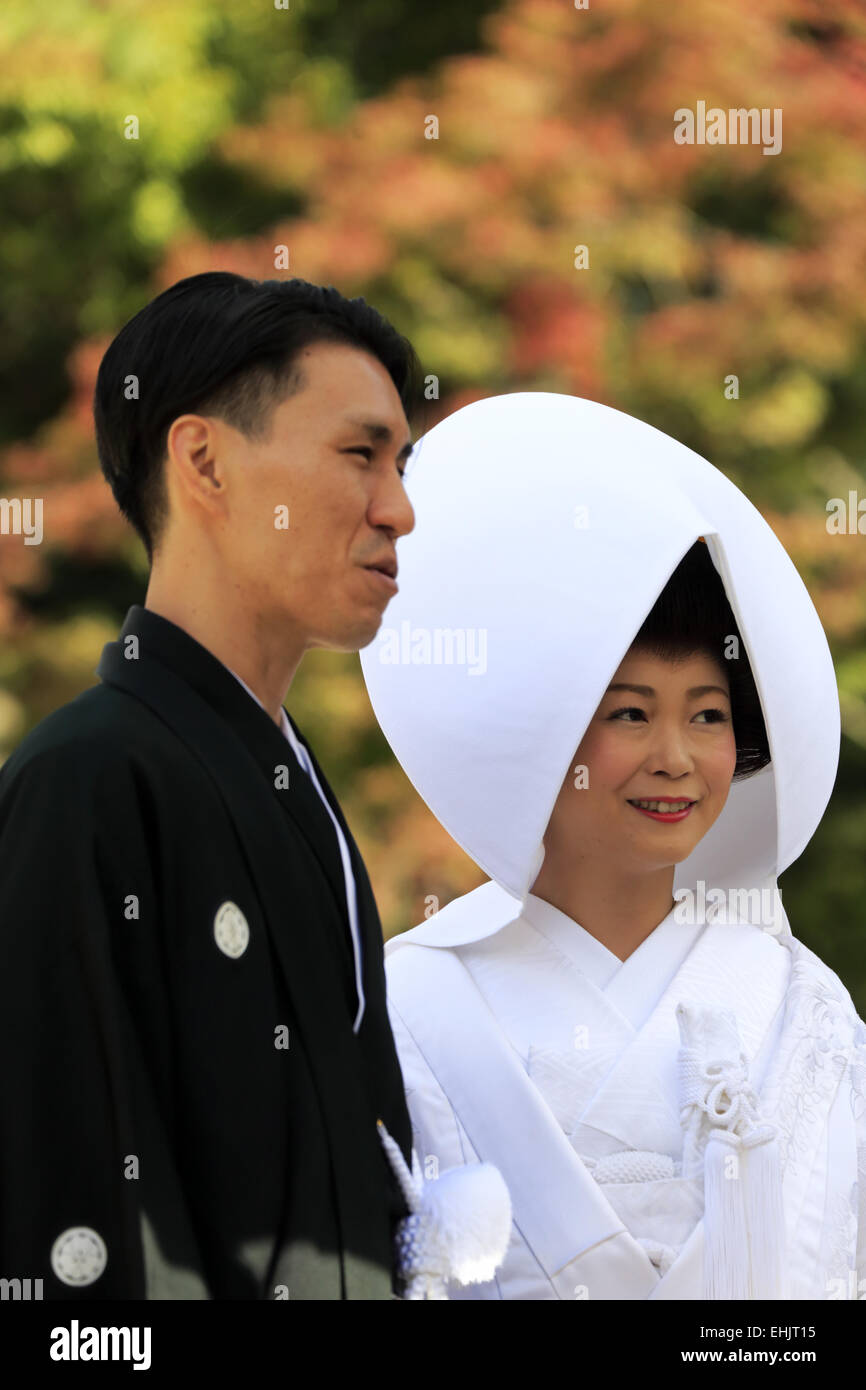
165, 415, 226, 510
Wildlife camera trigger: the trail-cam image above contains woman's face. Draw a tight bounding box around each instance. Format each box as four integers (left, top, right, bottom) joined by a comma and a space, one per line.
542, 646, 738, 875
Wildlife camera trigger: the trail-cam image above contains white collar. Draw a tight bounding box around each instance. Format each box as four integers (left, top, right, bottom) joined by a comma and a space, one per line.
519, 892, 709, 1027
520, 892, 622, 987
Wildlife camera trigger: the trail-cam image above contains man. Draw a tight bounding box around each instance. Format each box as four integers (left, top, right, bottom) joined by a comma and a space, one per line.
0, 271, 420, 1300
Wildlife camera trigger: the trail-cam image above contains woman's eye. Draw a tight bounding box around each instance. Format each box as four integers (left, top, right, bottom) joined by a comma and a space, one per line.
607, 706, 730, 724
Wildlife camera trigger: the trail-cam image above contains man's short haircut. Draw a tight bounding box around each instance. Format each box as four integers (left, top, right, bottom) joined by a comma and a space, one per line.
93, 271, 421, 561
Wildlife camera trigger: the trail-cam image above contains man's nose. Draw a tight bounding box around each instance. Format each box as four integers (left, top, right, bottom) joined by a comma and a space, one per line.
370, 470, 415, 539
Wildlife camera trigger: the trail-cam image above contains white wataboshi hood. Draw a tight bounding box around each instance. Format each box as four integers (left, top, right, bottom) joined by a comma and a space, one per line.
359, 392, 840, 936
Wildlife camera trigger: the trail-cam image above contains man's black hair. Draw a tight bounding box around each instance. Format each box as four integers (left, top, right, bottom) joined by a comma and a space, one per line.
631, 539, 771, 780
93, 271, 421, 561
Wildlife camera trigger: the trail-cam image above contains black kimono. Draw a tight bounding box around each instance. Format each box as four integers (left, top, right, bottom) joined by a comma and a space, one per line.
0, 604, 413, 1299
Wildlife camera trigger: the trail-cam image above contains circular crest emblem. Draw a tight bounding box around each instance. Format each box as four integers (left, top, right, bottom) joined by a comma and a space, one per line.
51, 1226, 108, 1286
214, 901, 250, 958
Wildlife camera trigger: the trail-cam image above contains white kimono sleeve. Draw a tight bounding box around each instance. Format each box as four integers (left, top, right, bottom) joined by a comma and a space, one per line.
386, 996, 559, 1300
386, 998, 479, 1180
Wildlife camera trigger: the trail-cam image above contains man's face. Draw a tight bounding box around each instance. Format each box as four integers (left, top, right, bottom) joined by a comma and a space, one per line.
542, 647, 738, 876
203, 340, 416, 651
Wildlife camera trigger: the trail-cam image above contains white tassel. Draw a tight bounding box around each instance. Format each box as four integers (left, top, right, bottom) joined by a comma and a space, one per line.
741, 1125, 787, 1299
377, 1119, 512, 1300
703, 1129, 751, 1299
677, 1003, 786, 1300
377, 1120, 422, 1214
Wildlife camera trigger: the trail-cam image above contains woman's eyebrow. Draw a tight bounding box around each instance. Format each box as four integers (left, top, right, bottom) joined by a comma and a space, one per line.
605, 682, 730, 698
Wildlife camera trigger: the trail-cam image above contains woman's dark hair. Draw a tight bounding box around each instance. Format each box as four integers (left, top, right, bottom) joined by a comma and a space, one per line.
630, 539, 771, 780
93, 271, 421, 561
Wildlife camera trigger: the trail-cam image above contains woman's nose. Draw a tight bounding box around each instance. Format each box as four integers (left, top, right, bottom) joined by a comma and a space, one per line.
644, 725, 695, 777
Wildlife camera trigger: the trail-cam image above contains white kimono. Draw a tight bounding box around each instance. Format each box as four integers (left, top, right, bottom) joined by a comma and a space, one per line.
385, 884, 866, 1299
360, 391, 866, 1300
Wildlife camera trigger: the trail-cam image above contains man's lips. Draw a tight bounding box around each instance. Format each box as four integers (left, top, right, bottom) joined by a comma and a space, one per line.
362, 562, 398, 595
363, 553, 398, 578
627, 796, 699, 823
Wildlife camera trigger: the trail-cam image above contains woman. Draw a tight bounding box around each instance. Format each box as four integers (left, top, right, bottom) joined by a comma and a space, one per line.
360, 391, 866, 1300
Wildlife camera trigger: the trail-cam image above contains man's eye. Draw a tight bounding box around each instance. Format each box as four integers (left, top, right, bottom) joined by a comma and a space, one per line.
345, 447, 374, 461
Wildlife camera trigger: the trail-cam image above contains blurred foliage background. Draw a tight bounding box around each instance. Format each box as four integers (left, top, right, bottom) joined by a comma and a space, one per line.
0, 0, 864, 1006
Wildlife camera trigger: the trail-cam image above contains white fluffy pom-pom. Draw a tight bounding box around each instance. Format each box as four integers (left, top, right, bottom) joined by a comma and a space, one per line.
418, 1162, 512, 1285
378, 1119, 512, 1297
